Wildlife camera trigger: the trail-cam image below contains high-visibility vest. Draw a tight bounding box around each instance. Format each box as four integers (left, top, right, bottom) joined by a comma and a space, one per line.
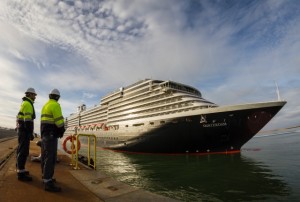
17, 97, 35, 132
41, 99, 64, 131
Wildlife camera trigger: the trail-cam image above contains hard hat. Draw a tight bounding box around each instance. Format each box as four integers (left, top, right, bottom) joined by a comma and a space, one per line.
25, 87, 37, 95
49, 88, 60, 96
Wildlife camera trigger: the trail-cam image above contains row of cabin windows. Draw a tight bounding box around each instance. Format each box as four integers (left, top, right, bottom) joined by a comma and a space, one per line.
108, 82, 160, 106
109, 91, 159, 110
122, 81, 152, 94
109, 100, 193, 120
108, 94, 180, 116
110, 83, 190, 109
109, 87, 162, 107
125, 120, 165, 128
109, 106, 202, 123
110, 91, 212, 119
132, 101, 193, 115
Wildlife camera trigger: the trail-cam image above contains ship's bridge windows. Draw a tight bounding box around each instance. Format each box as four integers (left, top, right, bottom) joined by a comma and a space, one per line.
162, 82, 202, 96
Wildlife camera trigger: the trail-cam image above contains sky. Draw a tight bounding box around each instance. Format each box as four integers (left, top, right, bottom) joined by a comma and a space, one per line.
0, 0, 299, 132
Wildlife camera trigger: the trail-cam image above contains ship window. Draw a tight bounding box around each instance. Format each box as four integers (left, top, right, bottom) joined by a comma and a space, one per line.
150, 122, 154, 125
160, 121, 165, 124
125, 125, 128, 127
133, 123, 144, 126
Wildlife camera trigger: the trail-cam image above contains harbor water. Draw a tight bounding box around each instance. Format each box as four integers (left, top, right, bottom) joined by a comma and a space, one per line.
80, 127, 300, 202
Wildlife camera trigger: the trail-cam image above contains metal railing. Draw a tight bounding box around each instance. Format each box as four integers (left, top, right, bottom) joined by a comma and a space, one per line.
69, 134, 97, 170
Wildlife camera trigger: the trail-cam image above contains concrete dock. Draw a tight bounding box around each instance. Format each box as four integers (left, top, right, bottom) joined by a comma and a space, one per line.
0, 136, 179, 202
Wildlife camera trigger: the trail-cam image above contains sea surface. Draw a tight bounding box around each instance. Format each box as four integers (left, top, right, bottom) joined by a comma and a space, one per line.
82, 127, 300, 202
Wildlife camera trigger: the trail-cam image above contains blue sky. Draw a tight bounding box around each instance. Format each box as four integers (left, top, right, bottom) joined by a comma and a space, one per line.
0, 0, 299, 132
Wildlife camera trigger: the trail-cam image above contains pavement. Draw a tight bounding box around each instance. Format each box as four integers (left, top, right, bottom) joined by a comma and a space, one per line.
0, 138, 17, 168
0, 137, 180, 202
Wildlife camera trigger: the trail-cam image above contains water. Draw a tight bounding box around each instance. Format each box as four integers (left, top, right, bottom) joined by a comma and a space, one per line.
79, 127, 300, 202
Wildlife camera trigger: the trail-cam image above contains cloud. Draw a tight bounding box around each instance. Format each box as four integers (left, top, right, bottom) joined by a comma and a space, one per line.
0, 0, 299, 131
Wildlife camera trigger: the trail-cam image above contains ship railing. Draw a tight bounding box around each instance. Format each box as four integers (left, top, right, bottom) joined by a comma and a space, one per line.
70, 133, 97, 170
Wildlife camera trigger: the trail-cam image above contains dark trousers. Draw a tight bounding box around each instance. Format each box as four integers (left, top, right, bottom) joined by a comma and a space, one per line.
17, 130, 30, 170
41, 132, 58, 180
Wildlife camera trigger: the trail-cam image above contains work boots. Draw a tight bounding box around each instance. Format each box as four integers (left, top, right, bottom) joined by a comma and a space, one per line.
23, 170, 30, 175
44, 180, 61, 192
17, 172, 32, 181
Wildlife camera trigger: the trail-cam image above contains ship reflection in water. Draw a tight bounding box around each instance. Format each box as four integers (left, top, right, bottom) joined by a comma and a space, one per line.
79, 148, 289, 202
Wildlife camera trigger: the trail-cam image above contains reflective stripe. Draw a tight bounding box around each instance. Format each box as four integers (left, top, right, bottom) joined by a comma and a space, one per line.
54, 116, 64, 122
41, 120, 55, 124
41, 114, 54, 118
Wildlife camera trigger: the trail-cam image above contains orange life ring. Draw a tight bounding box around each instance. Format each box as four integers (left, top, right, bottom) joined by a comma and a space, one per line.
62, 135, 81, 154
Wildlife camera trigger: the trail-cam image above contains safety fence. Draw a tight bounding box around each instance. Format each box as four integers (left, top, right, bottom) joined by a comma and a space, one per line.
67, 134, 97, 170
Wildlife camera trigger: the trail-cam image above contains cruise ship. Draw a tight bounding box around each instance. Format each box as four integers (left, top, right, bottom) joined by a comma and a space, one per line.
64, 79, 286, 154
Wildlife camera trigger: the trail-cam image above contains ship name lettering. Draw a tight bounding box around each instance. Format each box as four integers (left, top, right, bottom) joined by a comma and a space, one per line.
203, 122, 227, 127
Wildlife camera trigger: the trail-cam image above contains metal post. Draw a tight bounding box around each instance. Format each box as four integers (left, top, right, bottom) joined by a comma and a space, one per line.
74, 134, 80, 170
69, 134, 75, 166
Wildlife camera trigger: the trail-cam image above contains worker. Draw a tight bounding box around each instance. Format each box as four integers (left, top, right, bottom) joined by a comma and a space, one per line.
16, 87, 37, 181
40, 89, 65, 192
